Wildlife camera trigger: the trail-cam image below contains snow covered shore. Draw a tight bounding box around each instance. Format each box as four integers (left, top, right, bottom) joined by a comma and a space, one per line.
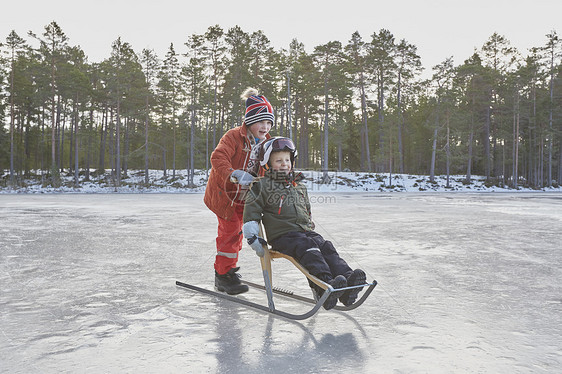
1, 169, 561, 194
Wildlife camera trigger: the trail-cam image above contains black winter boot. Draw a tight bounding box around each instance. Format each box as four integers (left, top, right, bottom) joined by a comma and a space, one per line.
339, 269, 366, 306
215, 267, 249, 295
313, 275, 347, 310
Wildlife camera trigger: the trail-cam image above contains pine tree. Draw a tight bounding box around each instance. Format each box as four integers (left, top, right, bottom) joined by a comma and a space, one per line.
60, 46, 90, 186
455, 53, 490, 183
223, 26, 253, 127
541, 31, 562, 186
5, 30, 27, 187
314, 41, 344, 178
394, 39, 422, 174
140, 48, 159, 185
184, 33, 206, 186
290, 41, 320, 169
481, 33, 519, 182
249, 30, 273, 92
204, 25, 225, 152
29, 21, 69, 186
104, 37, 141, 186
345, 31, 371, 171
368, 29, 397, 171
161, 43, 181, 178
429, 58, 455, 183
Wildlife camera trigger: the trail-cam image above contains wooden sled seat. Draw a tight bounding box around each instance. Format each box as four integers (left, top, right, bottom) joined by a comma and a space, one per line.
255, 237, 376, 314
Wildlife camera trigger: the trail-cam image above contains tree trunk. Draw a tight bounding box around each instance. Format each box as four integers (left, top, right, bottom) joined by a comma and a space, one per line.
484, 104, 491, 180
512, 89, 520, 188
123, 117, 129, 178
172, 100, 177, 178
190, 105, 196, 186
397, 71, 404, 174
99, 106, 106, 173
466, 130, 474, 184
213, 77, 218, 148
378, 70, 385, 172
548, 95, 553, 187
537, 131, 544, 187
24, 114, 31, 176
40, 108, 45, 183
466, 106, 475, 185
145, 95, 149, 185
86, 108, 93, 181
69, 102, 74, 173
98, 108, 103, 174
286, 71, 293, 139
514, 111, 520, 189
74, 95, 80, 187
205, 106, 210, 175
108, 108, 115, 181
323, 78, 329, 180
547, 44, 555, 186
338, 141, 342, 171
116, 95, 121, 187
558, 137, 562, 186
359, 72, 371, 172
161, 108, 167, 178
389, 130, 393, 186
9, 50, 16, 187
57, 98, 63, 172
430, 111, 439, 183
446, 114, 450, 188
51, 46, 56, 173
173, 123, 177, 178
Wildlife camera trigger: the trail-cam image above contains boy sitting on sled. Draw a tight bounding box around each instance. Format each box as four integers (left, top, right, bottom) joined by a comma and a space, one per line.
242, 137, 366, 310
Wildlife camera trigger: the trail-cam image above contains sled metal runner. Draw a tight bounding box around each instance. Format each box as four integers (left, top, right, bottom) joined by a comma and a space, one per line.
176, 242, 377, 320
176, 279, 336, 320
240, 279, 377, 313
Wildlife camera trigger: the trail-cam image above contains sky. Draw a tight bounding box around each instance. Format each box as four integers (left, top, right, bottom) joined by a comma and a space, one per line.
2, 0, 561, 77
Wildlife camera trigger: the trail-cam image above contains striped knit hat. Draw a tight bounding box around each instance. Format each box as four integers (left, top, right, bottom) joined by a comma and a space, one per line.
241, 88, 274, 126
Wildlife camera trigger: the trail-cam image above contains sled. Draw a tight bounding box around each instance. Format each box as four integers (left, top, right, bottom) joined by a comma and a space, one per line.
176, 227, 377, 320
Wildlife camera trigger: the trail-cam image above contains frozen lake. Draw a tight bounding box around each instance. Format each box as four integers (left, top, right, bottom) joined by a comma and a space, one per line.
1, 193, 561, 373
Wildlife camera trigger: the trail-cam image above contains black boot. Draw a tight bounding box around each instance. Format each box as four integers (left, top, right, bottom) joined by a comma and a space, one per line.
312, 275, 347, 310
215, 267, 249, 295
339, 269, 366, 306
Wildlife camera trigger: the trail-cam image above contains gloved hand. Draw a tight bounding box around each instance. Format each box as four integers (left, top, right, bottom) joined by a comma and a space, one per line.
230, 169, 254, 186
248, 236, 267, 257
242, 221, 266, 257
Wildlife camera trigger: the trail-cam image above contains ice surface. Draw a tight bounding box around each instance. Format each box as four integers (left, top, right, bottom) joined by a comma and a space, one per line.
1, 193, 561, 373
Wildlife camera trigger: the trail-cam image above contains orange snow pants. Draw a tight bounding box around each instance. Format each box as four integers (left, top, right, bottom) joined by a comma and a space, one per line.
214, 203, 245, 275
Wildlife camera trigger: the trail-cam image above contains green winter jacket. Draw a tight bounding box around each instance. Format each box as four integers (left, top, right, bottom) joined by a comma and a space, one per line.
243, 170, 315, 242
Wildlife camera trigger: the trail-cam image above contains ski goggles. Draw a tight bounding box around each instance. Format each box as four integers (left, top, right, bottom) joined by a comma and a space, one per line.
269, 137, 296, 152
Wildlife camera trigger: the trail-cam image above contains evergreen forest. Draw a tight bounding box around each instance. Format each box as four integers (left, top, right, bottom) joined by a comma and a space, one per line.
1, 22, 561, 188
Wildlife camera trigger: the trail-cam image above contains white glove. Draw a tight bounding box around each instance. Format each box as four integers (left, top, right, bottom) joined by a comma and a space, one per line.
242, 221, 265, 257
230, 169, 254, 186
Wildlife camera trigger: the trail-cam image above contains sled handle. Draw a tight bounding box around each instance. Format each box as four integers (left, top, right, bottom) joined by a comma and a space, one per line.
259, 226, 273, 284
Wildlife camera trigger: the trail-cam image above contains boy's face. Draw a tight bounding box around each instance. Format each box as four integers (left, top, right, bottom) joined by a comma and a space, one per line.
269, 151, 292, 174
248, 120, 272, 140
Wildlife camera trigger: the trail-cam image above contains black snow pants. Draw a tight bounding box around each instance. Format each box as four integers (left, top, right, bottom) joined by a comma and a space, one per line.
270, 231, 352, 283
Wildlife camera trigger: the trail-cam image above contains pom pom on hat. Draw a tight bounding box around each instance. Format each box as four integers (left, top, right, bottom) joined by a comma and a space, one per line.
241, 87, 259, 100
241, 87, 274, 126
